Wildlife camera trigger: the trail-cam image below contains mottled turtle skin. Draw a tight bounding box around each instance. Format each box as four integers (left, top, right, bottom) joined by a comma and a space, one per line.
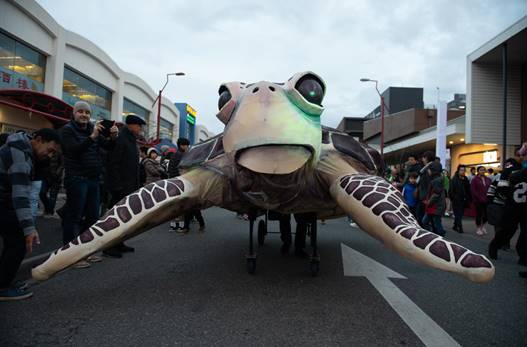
33, 72, 495, 284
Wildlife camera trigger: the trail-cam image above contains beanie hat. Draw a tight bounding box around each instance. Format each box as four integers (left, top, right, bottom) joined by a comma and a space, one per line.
73, 101, 91, 114
147, 147, 158, 156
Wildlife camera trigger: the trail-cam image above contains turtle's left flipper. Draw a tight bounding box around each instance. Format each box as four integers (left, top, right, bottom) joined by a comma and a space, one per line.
331, 174, 494, 283
32, 169, 223, 282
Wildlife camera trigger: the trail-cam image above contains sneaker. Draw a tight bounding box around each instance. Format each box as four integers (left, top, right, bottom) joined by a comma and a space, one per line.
86, 255, 102, 263
13, 281, 29, 291
349, 222, 357, 228
176, 228, 189, 234
0, 287, 34, 301
481, 227, 487, 235
73, 260, 91, 269
476, 230, 484, 236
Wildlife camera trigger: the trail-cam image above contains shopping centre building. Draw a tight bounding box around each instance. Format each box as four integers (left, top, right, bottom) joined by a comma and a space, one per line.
361, 15, 526, 173
0, 0, 182, 142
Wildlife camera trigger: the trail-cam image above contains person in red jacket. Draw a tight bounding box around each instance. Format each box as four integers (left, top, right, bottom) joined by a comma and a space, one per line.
470, 166, 491, 236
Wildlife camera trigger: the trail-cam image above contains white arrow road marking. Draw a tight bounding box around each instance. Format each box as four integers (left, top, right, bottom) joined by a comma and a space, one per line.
341, 243, 460, 347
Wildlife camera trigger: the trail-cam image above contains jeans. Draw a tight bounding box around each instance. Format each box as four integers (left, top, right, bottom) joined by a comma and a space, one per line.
62, 176, 100, 245
279, 213, 308, 250
452, 200, 465, 229
184, 210, 205, 228
415, 201, 426, 227
474, 202, 488, 227
30, 180, 42, 219
422, 214, 445, 236
0, 215, 26, 289
40, 180, 60, 214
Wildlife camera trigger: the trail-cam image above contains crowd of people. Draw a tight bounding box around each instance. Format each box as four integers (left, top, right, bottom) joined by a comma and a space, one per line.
388, 147, 527, 278
0, 101, 199, 301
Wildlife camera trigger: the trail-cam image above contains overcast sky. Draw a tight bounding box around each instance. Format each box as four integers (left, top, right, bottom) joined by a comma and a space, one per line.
37, 0, 527, 134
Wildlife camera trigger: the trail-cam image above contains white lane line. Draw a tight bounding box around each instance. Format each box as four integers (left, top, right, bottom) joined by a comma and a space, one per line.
341, 243, 460, 347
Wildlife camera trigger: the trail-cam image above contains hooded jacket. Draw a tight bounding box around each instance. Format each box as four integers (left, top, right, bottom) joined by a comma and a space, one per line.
0, 132, 36, 235
425, 162, 446, 216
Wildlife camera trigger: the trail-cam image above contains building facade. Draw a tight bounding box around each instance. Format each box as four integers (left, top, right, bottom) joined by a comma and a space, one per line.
175, 102, 197, 144
466, 15, 527, 160
194, 124, 213, 143
0, 0, 180, 141
365, 87, 424, 119
336, 117, 365, 141
361, 16, 526, 174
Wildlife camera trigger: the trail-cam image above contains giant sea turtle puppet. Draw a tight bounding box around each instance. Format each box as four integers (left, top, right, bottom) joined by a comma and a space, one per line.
33, 72, 494, 283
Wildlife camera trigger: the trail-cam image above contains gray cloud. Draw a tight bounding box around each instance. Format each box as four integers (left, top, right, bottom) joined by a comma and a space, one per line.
37, 0, 527, 133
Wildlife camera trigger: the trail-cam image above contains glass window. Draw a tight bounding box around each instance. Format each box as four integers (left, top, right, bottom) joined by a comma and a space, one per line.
0, 31, 46, 91
160, 118, 174, 140
62, 66, 112, 120
123, 98, 150, 135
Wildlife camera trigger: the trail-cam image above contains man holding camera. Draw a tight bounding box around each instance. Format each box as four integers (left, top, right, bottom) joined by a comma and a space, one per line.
60, 101, 118, 268
104, 114, 146, 258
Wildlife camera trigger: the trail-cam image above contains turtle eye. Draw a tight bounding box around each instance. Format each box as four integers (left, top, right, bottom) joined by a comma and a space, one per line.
295, 75, 324, 106
218, 89, 232, 110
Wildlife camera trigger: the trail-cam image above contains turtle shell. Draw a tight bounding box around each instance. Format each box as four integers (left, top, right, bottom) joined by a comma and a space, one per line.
179, 134, 224, 168
322, 126, 384, 175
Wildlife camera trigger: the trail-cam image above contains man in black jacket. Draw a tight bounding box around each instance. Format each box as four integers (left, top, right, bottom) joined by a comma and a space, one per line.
60, 101, 118, 268
449, 165, 471, 233
103, 115, 146, 257
415, 151, 435, 227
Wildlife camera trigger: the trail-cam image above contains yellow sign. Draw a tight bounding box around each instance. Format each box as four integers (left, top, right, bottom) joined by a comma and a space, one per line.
186, 104, 197, 117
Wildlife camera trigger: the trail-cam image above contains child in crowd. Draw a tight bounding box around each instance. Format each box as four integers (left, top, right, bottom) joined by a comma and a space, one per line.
402, 172, 418, 217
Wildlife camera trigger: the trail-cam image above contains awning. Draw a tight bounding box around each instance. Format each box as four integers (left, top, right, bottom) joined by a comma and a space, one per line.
0, 89, 72, 127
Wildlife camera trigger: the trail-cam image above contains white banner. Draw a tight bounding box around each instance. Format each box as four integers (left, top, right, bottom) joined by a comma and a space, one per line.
436, 101, 447, 168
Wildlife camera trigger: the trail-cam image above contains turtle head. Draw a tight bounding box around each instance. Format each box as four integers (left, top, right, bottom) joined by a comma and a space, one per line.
218, 72, 325, 175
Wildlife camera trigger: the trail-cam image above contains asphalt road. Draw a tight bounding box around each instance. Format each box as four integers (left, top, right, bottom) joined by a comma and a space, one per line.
1, 208, 526, 346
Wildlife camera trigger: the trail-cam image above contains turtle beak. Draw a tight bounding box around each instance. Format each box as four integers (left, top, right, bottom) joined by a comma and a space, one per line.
236, 145, 312, 174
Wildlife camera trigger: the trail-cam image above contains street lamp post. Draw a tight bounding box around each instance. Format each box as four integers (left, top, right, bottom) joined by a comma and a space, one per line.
152, 72, 185, 141
360, 78, 388, 156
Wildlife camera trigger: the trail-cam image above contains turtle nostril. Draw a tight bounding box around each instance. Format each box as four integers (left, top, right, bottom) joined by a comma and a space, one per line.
252, 87, 259, 93
268, 86, 275, 92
